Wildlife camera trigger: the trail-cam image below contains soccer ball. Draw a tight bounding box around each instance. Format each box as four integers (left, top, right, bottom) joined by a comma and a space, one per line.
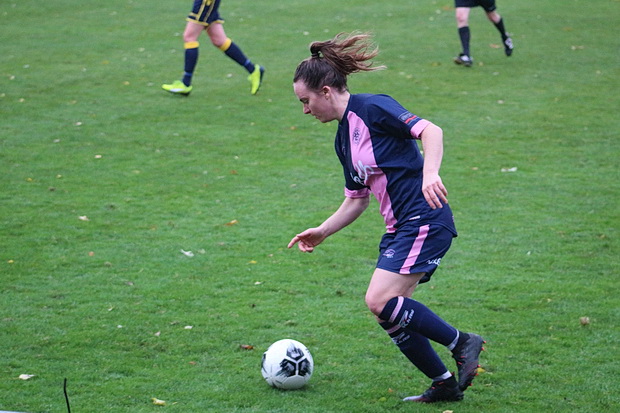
261, 339, 313, 390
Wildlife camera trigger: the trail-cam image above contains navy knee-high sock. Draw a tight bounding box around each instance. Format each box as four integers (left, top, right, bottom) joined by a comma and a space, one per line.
494, 18, 508, 40
219, 38, 255, 73
458, 26, 471, 56
380, 321, 451, 380
379, 296, 462, 349
183, 41, 199, 86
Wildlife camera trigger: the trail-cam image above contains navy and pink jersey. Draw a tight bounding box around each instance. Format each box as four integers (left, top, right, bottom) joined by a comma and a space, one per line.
335, 93, 457, 235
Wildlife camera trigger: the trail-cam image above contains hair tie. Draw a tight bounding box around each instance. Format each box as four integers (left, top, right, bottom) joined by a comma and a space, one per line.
311, 51, 321, 59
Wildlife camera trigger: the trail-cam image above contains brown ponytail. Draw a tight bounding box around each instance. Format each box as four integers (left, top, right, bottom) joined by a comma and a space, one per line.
294, 32, 385, 92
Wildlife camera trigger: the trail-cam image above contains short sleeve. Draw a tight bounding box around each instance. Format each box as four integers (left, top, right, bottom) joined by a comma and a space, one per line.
345, 187, 370, 198
366, 95, 427, 140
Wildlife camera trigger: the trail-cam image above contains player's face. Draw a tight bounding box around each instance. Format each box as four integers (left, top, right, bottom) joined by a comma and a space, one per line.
293, 81, 337, 123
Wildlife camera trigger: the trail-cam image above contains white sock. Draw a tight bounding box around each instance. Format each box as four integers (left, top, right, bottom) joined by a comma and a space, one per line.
447, 330, 460, 351
433, 371, 453, 382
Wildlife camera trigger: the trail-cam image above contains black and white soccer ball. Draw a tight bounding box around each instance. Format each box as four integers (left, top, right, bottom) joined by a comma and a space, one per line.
261, 339, 314, 390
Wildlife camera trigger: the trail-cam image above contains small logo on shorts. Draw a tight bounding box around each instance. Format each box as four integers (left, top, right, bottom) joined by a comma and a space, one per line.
383, 249, 396, 259
427, 258, 442, 266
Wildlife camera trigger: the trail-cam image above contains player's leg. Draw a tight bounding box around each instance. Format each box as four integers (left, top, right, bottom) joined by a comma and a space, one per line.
367, 269, 463, 352
208, 23, 265, 94
163, 0, 213, 95
454, 7, 473, 66
367, 225, 460, 343
485, 4, 513, 56
366, 269, 463, 402
181, 21, 204, 87
162, 21, 201, 95
376, 285, 485, 393
207, 22, 253, 73
368, 224, 484, 401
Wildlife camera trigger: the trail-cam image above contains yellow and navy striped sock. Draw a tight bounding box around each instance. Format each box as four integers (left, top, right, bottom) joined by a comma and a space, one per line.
219, 38, 254, 73
183, 41, 199, 86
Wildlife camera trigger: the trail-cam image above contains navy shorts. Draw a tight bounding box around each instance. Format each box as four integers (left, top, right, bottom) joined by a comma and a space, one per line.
376, 223, 455, 283
187, 0, 224, 26
455, 0, 497, 12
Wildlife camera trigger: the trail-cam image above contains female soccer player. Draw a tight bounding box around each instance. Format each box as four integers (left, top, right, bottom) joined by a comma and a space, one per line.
288, 33, 485, 403
162, 0, 264, 96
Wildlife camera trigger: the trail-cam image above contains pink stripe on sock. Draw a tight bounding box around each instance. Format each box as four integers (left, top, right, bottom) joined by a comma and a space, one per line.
389, 296, 404, 323
386, 324, 401, 334
400, 225, 430, 273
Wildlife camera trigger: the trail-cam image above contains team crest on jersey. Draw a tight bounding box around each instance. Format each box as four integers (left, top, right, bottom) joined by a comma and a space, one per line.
352, 128, 361, 145
398, 111, 418, 126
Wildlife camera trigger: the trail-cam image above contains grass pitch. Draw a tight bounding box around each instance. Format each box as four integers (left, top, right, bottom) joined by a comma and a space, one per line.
1, 0, 618, 412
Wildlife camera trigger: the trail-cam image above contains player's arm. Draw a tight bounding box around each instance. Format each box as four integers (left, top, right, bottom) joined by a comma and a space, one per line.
288, 195, 370, 252
419, 123, 448, 209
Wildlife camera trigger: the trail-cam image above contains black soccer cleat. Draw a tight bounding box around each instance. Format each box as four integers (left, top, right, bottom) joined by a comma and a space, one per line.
454, 53, 473, 67
503, 37, 514, 56
452, 333, 485, 391
403, 376, 464, 403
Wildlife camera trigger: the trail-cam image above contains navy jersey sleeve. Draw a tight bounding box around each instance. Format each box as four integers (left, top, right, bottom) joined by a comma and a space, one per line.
365, 95, 427, 140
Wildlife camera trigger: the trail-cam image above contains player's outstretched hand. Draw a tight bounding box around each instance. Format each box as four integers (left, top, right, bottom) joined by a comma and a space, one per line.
422, 173, 448, 209
288, 228, 326, 253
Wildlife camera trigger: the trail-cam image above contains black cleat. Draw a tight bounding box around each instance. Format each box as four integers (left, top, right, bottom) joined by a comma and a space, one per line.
504, 37, 514, 56
452, 333, 485, 391
403, 376, 464, 403
454, 53, 473, 67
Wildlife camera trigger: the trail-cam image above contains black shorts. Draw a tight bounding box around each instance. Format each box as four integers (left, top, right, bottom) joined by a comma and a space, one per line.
376, 222, 455, 283
455, 0, 497, 12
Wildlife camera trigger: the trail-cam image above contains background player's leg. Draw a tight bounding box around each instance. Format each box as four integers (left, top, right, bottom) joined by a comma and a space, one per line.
182, 22, 203, 86
208, 23, 264, 94
486, 10, 513, 56
454, 7, 473, 66
162, 21, 203, 95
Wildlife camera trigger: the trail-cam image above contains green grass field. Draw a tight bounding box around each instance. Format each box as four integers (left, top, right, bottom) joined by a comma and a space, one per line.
1, 0, 618, 411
